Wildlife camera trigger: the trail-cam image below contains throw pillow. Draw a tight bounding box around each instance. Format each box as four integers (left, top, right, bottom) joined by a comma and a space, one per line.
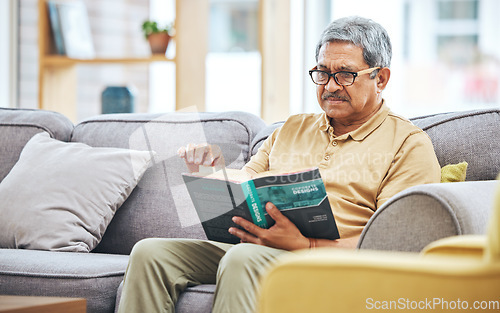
441, 161, 468, 183
0, 132, 154, 252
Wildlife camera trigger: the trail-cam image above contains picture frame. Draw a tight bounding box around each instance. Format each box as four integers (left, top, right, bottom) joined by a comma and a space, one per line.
52, 0, 95, 59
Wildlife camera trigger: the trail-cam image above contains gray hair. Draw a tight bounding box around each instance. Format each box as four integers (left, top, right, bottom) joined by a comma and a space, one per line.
315, 16, 392, 77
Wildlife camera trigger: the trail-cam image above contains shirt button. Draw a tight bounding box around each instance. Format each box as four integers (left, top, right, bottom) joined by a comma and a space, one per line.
324, 155, 331, 161
332, 141, 338, 146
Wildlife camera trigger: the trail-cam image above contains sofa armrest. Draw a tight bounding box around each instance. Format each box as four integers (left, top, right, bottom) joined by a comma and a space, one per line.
358, 181, 497, 252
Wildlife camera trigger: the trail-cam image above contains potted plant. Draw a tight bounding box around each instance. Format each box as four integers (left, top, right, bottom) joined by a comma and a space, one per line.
141, 20, 173, 55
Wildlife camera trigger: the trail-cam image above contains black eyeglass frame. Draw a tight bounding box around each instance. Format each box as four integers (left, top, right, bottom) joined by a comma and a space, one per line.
308, 67, 381, 86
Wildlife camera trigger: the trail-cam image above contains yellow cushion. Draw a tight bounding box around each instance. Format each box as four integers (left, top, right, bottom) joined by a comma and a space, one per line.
441, 161, 468, 183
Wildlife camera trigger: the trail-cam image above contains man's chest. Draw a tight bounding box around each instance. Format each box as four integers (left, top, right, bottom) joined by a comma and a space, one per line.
267, 133, 395, 184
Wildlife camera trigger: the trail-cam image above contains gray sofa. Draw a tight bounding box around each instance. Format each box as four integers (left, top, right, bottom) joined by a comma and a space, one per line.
0, 107, 499, 313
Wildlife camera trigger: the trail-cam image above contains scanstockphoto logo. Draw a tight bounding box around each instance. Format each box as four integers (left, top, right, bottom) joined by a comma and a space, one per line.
366, 297, 500, 310
127, 106, 245, 228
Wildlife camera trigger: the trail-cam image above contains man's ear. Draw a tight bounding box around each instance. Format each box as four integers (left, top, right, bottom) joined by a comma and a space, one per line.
376, 67, 391, 91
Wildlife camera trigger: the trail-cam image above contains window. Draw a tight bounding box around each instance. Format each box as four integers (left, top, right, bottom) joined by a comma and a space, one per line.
298, 0, 500, 117
433, 0, 498, 111
149, 0, 176, 113
205, 0, 261, 116
438, 0, 478, 19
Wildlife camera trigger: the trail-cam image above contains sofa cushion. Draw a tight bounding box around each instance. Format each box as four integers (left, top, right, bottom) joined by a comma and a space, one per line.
176, 284, 215, 313
411, 109, 500, 181
0, 133, 154, 252
114, 282, 216, 313
441, 161, 468, 183
0, 249, 129, 313
0, 108, 73, 183
71, 111, 266, 254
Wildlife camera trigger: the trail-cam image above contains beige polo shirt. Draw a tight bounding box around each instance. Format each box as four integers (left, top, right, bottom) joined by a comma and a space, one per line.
244, 103, 441, 239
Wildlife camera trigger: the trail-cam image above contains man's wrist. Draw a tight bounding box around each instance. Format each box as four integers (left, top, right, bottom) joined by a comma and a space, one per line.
308, 238, 317, 249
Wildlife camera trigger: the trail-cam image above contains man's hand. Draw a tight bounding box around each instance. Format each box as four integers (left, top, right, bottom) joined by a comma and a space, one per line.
229, 202, 310, 251
177, 143, 225, 173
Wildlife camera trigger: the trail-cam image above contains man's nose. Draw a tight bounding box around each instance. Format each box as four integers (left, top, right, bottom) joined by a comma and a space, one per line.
324, 76, 342, 93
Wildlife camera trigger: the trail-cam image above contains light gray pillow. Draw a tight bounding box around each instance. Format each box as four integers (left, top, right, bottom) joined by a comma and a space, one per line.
0, 132, 154, 252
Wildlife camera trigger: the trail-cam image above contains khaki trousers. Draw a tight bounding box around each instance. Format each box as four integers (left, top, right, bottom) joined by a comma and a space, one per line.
117, 238, 289, 313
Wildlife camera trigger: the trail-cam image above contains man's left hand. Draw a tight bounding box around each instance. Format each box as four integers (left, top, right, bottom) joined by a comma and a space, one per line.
228, 202, 310, 251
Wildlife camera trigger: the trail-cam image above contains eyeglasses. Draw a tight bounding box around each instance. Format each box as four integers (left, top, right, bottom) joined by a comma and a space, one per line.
309, 67, 380, 86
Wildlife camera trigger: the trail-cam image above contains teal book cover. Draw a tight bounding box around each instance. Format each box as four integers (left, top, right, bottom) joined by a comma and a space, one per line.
183, 167, 340, 244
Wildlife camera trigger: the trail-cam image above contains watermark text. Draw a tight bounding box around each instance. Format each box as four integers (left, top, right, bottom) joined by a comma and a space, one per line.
366, 298, 500, 310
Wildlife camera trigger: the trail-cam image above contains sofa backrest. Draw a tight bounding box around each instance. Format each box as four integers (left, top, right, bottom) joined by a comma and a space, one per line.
411, 109, 500, 181
0, 108, 74, 182
70, 111, 266, 254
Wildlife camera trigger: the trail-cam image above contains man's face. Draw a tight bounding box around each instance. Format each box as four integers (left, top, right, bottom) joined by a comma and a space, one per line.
316, 41, 382, 124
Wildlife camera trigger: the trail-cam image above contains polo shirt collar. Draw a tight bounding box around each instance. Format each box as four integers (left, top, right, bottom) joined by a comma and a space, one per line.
318, 113, 331, 132
316, 100, 389, 141
349, 101, 389, 141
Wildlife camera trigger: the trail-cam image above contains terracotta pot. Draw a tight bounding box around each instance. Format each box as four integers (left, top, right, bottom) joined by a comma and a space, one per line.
147, 32, 171, 55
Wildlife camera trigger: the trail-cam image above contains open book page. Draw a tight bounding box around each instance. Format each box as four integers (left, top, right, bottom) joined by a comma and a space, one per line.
187, 166, 318, 183
187, 167, 253, 183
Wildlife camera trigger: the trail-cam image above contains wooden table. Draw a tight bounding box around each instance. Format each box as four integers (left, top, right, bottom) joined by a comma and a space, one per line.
0, 295, 86, 313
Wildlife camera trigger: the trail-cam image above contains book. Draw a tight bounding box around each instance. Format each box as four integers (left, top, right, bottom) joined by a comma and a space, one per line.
183, 167, 340, 244
54, 0, 95, 59
47, 1, 65, 55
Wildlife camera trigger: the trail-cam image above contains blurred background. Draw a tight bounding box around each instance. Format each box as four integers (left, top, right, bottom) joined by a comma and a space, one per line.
1, 0, 499, 123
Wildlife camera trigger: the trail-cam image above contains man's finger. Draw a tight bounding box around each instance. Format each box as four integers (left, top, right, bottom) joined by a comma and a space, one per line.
228, 227, 259, 244
232, 216, 264, 237
194, 143, 209, 165
177, 146, 186, 158
265, 202, 288, 224
204, 145, 223, 166
185, 143, 196, 163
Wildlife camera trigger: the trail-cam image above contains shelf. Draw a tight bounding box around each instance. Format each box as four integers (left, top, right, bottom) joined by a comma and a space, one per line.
39, 0, 208, 122
38, 0, 182, 122
41, 55, 176, 67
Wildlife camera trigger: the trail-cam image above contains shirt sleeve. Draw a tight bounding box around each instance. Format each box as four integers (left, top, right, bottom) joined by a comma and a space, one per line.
376, 130, 441, 208
242, 127, 281, 174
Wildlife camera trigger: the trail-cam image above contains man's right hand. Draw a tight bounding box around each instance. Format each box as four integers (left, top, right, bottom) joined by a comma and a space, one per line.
177, 143, 225, 173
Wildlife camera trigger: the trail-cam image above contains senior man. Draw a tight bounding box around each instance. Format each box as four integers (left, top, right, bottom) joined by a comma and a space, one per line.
118, 16, 440, 313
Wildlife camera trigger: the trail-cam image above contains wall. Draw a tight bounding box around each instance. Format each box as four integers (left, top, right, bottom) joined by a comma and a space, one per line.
0, 0, 17, 108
